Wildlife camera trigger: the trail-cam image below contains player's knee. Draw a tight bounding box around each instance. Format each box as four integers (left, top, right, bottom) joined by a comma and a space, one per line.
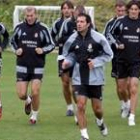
63, 80, 70, 87
77, 102, 86, 112
118, 87, 125, 94
18, 94, 27, 100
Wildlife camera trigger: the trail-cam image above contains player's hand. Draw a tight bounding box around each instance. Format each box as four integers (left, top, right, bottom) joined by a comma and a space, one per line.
35, 47, 43, 54
16, 48, 23, 56
62, 60, 70, 69
88, 59, 94, 70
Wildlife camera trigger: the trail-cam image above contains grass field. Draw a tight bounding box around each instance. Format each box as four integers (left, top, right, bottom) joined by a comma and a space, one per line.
0, 51, 140, 140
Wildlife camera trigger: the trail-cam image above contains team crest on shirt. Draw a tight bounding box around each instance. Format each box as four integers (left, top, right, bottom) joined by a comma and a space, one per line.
136, 28, 140, 33
124, 26, 128, 30
75, 45, 79, 49
34, 33, 38, 38
22, 32, 27, 36
87, 43, 93, 52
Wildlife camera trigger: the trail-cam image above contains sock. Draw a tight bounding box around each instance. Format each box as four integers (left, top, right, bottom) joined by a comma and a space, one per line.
96, 118, 103, 126
31, 110, 38, 120
74, 115, 78, 123
67, 104, 74, 111
129, 113, 135, 120
121, 100, 125, 110
26, 96, 32, 104
73, 104, 78, 123
80, 128, 89, 139
125, 100, 130, 109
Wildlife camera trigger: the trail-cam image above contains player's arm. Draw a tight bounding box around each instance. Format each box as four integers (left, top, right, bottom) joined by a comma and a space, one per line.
90, 31, 113, 68
36, 27, 55, 55
59, 19, 75, 44
0, 29, 9, 51
62, 52, 76, 69
0, 24, 9, 52
10, 26, 23, 55
51, 19, 60, 45
110, 19, 124, 49
62, 32, 77, 58
10, 26, 20, 51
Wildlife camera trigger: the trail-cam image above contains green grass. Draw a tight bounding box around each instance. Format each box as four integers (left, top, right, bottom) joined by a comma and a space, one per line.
0, 51, 140, 140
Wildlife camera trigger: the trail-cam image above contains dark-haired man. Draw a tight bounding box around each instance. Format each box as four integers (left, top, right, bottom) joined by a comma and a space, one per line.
103, 1, 130, 118
51, 1, 76, 117
11, 6, 55, 124
62, 13, 113, 140
110, 0, 140, 126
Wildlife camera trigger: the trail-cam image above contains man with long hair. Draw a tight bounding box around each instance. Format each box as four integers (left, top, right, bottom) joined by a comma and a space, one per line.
110, 0, 140, 126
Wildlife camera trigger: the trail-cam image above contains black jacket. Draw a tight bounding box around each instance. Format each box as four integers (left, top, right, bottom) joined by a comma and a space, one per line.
11, 20, 55, 69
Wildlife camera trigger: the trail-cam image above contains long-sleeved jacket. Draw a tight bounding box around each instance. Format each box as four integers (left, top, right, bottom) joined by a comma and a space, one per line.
110, 15, 140, 63
63, 28, 113, 85
103, 17, 122, 63
11, 20, 55, 71
0, 23, 9, 58
103, 17, 117, 43
51, 17, 75, 61
51, 18, 64, 46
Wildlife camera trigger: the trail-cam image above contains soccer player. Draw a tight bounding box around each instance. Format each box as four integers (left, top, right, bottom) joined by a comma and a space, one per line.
62, 13, 113, 140
10, 6, 55, 124
60, 4, 90, 124
51, 1, 75, 117
110, 0, 140, 126
0, 23, 9, 119
103, 0, 130, 118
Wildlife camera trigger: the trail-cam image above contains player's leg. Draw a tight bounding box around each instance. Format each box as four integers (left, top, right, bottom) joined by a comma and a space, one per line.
128, 77, 139, 126
117, 78, 130, 118
16, 72, 32, 115
16, 81, 28, 100
59, 60, 74, 116
112, 59, 130, 115
115, 78, 125, 111
72, 85, 78, 124
16, 81, 31, 114
90, 85, 108, 136
116, 62, 130, 118
69, 67, 78, 123
30, 78, 42, 124
74, 85, 89, 140
128, 62, 140, 125
61, 72, 74, 116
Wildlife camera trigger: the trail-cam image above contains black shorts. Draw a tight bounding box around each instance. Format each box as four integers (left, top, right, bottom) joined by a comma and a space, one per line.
16, 72, 43, 82
58, 60, 73, 77
117, 62, 140, 79
73, 85, 102, 99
